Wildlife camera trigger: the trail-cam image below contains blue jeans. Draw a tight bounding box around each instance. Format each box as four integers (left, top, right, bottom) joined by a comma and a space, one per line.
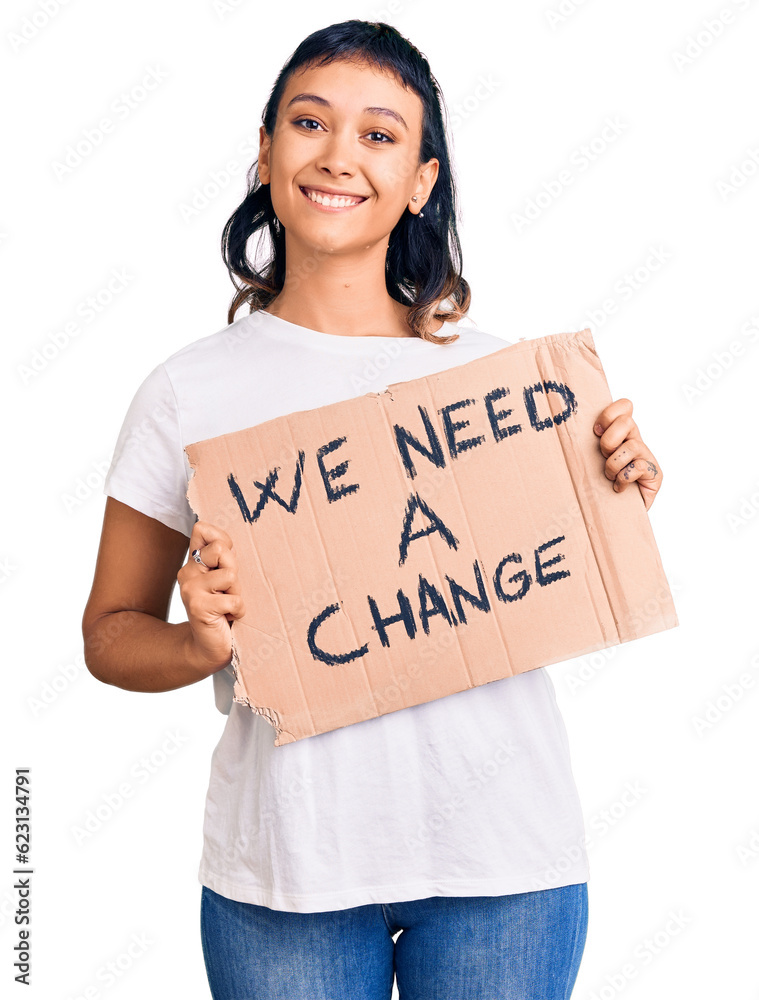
200, 882, 588, 999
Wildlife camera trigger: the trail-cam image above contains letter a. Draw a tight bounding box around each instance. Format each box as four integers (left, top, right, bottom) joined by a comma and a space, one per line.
397, 492, 459, 567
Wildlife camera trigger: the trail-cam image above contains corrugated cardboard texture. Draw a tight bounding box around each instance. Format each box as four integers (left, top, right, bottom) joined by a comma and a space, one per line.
185, 327, 678, 746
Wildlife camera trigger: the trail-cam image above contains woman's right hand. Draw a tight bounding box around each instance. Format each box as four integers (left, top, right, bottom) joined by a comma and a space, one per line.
177, 520, 247, 673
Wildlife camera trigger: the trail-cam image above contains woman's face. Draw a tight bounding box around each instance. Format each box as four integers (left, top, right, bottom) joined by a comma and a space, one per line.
257, 57, 439, 255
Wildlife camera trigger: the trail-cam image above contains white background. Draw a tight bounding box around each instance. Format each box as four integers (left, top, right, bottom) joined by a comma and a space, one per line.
3, 1, 757, 997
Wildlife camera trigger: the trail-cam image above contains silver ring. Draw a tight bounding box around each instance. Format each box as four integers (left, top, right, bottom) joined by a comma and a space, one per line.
192, 548, 208, 568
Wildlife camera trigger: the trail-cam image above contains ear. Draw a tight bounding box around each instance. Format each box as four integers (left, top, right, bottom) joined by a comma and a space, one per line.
258, 125, 271, 184
417, 157, 439, 203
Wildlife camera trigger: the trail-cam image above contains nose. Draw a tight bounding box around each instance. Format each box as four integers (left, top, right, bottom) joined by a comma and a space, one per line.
314, 126, 359, 178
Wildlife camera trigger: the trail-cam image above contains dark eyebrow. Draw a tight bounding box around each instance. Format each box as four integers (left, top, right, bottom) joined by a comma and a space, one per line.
285, 93, 409, 132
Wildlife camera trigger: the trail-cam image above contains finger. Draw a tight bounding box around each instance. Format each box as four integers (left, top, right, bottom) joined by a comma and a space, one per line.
593, 398, 634, 440
190, 520, 235, 560
603, 436, 649, 481
611, 457, 644, 489
595, 413, 637, 459
195, 566, 237, 593
188, 591, 246, 625
610, 454, 663, 512
223, 594, 246, 621
189, 535, 238, 572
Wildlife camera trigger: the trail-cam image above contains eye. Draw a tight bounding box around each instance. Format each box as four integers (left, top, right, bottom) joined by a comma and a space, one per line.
292, 118, 395, 145
293, 117, 322, 132
366, 130, 394, 145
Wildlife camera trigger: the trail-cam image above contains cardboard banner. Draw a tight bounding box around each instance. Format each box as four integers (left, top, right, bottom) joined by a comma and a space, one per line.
185, 327, 678, 746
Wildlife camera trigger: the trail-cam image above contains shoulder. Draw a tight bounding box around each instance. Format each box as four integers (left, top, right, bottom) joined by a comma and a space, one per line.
445, 315, 513, 352
160, 312, 257, 372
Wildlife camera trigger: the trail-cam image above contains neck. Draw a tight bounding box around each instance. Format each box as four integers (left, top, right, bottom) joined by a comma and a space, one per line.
264, 236, 434, 338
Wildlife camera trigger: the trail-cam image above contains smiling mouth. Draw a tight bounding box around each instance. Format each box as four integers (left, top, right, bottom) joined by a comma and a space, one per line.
299, 186, 368, 210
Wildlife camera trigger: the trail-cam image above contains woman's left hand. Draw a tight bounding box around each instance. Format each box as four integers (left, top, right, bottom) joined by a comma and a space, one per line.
593, 398, 662, 512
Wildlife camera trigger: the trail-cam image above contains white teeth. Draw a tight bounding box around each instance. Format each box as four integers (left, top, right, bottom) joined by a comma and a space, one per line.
303, 188, 363, 208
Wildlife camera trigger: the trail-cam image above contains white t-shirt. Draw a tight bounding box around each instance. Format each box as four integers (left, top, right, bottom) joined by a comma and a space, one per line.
103, 307, 590, 913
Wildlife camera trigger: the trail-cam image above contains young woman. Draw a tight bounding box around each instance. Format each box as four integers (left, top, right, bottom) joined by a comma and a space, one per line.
83, 20, 662, 1000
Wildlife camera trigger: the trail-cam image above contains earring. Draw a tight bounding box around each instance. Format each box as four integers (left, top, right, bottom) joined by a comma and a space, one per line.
411, 196, 424, 218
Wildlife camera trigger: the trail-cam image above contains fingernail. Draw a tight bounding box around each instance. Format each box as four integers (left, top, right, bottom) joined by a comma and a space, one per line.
594, 423, 602, 434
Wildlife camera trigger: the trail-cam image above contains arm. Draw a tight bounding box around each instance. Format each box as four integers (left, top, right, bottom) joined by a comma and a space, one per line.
81, 498, 231, 692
